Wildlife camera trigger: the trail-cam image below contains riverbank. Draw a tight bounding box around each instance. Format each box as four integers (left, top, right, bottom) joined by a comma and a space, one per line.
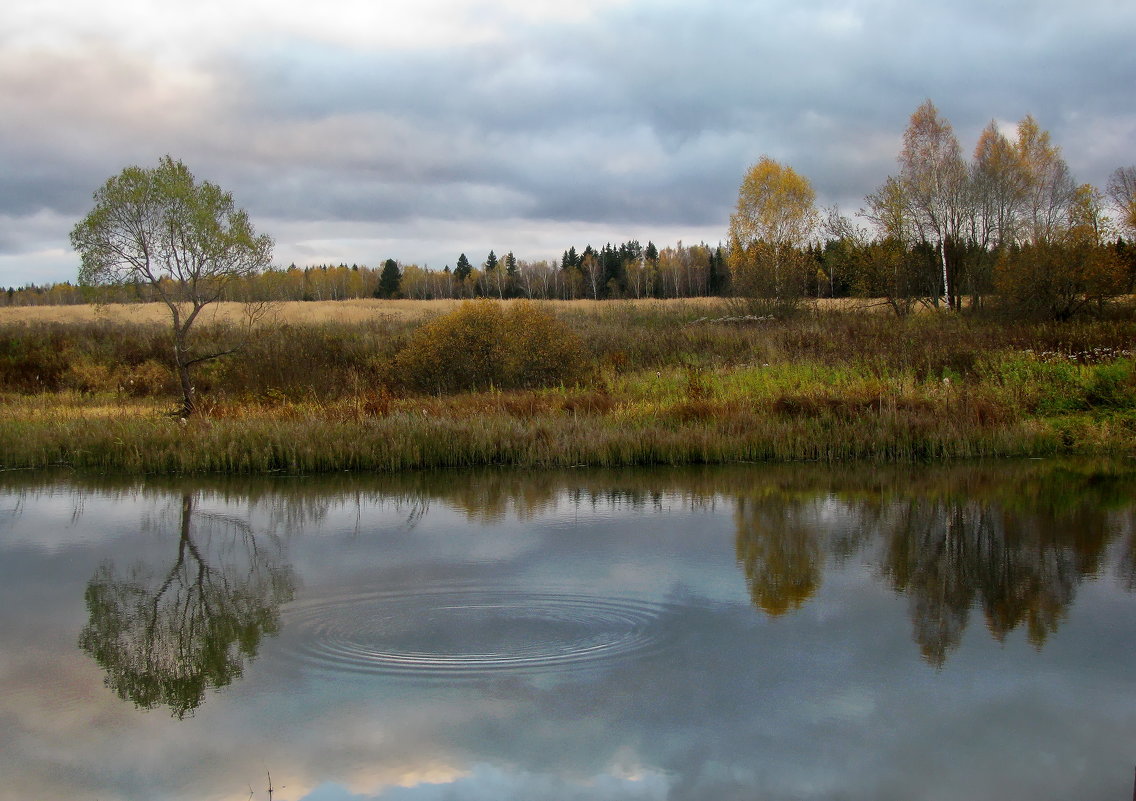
1, 300, 1133, 473
1, 363, 1132, 473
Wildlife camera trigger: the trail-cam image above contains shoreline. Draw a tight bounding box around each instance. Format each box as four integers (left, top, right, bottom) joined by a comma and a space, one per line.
0, 392, 1130, 475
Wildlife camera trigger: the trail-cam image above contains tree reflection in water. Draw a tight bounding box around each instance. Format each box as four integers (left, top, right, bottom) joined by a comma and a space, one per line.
734, 468, 1130, 667
78, 492, 295, 718
735, 496, 823, 616
881, 495, 1111, 666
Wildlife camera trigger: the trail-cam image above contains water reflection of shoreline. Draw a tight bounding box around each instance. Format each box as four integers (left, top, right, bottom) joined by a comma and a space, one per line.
78, 492, 296, 717
1, 460, 1131, 799
40, 458, 1136, 697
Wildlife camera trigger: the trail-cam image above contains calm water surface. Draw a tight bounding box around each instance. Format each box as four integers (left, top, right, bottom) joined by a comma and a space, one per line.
1, 460, 1134, 800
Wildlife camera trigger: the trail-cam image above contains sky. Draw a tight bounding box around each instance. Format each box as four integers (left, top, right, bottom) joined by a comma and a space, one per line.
1, 0, 1134, 288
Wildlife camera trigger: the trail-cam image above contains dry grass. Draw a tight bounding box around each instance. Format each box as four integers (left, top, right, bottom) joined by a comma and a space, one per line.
0, 392, 165, 420
0, 299, 460, 326
3, 300, 1134, 474
0, 296, 908, 328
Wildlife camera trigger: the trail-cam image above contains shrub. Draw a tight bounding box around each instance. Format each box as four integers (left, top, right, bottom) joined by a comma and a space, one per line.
122, 360, 175, 397
391, 300, 591, 394
0, 326, 71, 391
1086, 361, 1136, 410
62, 356, 116, 394
215, 320, 400, 400
994, 238, 1127, 321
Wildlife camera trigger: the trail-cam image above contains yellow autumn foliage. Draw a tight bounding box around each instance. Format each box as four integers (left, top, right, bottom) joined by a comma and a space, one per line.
391, 300, 590, 394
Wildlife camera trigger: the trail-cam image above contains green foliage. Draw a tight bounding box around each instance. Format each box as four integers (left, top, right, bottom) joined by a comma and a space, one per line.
454, 253, 473, 282
78, 495, 295, 717
71, 156, 273, 296
1086, 361, 1136, 410
70, 156, 274, 415
390, 300, 590, 394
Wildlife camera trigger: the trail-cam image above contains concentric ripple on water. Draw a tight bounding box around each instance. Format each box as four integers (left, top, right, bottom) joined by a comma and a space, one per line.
282, 585, 677, 680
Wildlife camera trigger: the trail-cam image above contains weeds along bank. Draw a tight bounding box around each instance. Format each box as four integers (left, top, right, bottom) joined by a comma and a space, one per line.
0, 300, 1134, 472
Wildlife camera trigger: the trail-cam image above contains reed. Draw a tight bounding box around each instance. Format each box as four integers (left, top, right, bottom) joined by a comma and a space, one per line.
1, 303, 1133, 474
0, 383, 1126, 474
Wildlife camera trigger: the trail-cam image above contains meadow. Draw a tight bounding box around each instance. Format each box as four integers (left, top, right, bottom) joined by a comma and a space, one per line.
1, 298, 1133, 473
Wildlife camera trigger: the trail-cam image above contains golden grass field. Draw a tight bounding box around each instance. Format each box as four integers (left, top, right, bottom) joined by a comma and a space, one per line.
0, 299, 457, 325
0, 296, 891, 326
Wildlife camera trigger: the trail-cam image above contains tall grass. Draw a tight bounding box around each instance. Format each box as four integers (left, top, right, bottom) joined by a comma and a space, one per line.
0, 375, 1128, 474
1, 302, 1134, 473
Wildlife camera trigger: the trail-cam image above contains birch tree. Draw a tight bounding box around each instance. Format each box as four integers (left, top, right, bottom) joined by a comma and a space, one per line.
1015, 115, 1077, 245
727, 156, 818, 310
970, 120, 1029, 249
898, 100, 967, 308
1107, 166, 1136, 238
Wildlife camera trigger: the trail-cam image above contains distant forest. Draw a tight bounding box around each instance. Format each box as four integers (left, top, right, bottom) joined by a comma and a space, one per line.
7, 100, 1136, 318
8, 235, 1134, 312
3, 240, 733, 305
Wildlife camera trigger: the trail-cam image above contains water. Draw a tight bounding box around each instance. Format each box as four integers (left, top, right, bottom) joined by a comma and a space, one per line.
1, 460, 1134, 800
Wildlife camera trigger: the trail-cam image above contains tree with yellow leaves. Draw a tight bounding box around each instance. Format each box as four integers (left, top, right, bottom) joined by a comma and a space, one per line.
727, 156, 818, 312
898, 100, 968, 308
1014, 115, 1078, 246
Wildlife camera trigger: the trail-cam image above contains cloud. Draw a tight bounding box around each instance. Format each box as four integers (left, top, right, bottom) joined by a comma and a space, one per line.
0, 0, 1132, 287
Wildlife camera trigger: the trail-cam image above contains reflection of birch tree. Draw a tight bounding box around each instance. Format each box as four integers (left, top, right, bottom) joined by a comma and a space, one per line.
79, 492, 295, 718
976, 510, 1085, 648
730, 470, 1125, 668
879, 499, 979, 667
878, 497, 1105, 667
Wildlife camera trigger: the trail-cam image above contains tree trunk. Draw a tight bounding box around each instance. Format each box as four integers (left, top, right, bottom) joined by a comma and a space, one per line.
173, 337, 195, 417
939, 239, 951, 309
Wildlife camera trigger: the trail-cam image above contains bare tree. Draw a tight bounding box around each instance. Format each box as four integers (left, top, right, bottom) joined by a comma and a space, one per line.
1107, 165, 1136, 238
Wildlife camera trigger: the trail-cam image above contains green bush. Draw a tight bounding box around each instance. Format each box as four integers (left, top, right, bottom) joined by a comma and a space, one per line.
391, 300, 591, 394
1087, 361, 1136, 410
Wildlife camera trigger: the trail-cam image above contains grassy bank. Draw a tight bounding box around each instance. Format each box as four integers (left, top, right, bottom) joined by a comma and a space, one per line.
1, 300, 1134, 473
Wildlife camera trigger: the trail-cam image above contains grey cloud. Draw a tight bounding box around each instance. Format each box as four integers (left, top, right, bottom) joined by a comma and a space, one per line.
0, 0, 1133, 285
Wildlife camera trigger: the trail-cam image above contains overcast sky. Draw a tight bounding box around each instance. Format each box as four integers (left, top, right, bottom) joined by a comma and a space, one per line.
1, 0, 1133, 287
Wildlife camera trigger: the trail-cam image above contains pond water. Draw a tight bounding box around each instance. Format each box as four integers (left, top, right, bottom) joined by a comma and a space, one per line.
1, 460, 1135, 801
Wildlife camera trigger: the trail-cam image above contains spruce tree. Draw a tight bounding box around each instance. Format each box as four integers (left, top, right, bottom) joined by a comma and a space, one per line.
455, 253, 472, 282
377, 258, 401, 298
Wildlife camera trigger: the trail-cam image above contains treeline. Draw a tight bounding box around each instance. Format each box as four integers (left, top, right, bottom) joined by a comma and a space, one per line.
0, 241, 732, 306
9, 234, 1130, 316
5, 100, 1136, 318
728, 101, 1136, 319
